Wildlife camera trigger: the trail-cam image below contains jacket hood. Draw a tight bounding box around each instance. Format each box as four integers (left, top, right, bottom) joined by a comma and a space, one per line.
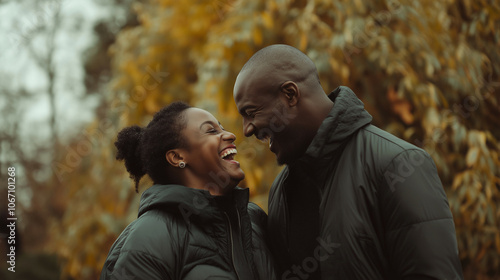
138, 184, 249, 220
303, 86, 372, 159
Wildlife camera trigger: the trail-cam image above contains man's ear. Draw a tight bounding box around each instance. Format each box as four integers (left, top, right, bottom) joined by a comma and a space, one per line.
280, 81, 300, 107
166, 149, 185, 168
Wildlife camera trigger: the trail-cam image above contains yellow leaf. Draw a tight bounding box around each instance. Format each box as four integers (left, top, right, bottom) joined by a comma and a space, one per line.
466, 147, 479, 167
299, 33, 308, 51
261, 11, 273, 29
496, 233, 500, 253
252, 28, 263, 45
387, 87, 415, 125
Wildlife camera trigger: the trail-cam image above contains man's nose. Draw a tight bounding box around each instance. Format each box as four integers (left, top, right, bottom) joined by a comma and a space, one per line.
243, 120, 256, 137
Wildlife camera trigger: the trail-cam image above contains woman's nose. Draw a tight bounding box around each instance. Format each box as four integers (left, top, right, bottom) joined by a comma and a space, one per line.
222, 131, 236, 142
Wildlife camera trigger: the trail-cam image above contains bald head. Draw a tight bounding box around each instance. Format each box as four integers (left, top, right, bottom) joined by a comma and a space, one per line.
239, 44, 320, 88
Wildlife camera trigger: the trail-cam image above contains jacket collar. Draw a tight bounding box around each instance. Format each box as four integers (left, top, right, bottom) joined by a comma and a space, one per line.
138, 184, 249, 221
293, 86, 372, 167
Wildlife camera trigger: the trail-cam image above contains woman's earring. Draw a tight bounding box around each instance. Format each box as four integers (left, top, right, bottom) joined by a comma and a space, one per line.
179, 162, 186, 168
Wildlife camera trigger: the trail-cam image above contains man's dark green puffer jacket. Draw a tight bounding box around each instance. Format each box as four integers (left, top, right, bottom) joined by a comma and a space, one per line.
268, 86, 463, 279
100, 184, 277, 280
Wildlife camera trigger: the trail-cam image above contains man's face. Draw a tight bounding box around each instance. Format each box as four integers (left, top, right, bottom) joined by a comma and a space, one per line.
233, 70, 300, 165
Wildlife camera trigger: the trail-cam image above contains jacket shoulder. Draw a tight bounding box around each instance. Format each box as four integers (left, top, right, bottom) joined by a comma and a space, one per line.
362, 125, 423, 152
124, 210, 182, 249
352, 125, 438, 190
359, 125, 431, 164
101, 210, 184, 279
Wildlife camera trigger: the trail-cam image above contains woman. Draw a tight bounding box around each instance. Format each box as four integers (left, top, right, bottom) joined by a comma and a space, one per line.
100, 102, 277, 280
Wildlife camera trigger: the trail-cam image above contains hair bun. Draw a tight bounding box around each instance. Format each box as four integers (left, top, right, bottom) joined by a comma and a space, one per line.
115, 125, 146, 189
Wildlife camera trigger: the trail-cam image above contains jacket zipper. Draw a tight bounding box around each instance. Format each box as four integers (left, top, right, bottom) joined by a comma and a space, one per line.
282, 172, 291, 255
236, 209, 242, 235
224, 211, 240, 280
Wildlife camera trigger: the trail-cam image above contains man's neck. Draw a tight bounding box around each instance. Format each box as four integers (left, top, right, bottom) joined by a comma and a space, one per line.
292, 95, 334, 162
309, 94, 334, 131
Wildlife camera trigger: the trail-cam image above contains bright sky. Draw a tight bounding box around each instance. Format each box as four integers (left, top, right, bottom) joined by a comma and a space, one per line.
0, 0, 125, 143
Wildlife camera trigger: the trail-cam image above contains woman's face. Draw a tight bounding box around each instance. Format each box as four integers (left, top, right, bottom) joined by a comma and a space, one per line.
177, 108, 245, 194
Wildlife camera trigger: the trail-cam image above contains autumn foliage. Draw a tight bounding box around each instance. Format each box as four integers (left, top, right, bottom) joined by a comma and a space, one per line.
7, 0, 499, 279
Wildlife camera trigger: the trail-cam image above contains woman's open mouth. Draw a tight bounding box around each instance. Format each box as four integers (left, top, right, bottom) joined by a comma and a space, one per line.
220, 147, 239, 165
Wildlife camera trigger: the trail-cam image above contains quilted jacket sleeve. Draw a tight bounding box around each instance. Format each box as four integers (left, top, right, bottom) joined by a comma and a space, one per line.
380, 149, 463, 279
102, 250, 170, 280
100, 211, 177, 280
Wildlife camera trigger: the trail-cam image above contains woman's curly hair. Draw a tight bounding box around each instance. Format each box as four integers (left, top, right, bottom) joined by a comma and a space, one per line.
115, 102, 191, 192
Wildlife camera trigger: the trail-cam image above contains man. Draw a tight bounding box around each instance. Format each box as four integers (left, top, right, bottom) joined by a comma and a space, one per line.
233, 44, 463, 279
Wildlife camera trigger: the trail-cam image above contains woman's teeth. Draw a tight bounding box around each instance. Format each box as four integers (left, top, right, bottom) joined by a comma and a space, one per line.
220, 148, 237, 159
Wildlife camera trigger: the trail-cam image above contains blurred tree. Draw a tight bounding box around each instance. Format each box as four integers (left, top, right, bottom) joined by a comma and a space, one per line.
0, 0, 66, 255
83, 0, 139, 95
0, 0, 66, 274
0, 0, 137, 279
49, 0, 499, 279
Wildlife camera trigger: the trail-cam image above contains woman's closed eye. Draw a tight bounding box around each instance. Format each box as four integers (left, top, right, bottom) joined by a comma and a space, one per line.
207, 128, 218, 134
202, 121, 225, 134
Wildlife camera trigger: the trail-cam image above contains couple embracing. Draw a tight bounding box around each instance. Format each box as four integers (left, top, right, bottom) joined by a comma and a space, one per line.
100, 45, 463, 280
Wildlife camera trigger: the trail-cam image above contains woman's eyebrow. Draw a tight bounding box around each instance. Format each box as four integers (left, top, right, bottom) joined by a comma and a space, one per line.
199, 120, 216, 129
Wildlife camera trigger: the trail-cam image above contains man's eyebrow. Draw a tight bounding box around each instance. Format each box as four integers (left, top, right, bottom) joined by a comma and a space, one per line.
238, 106, 253, 115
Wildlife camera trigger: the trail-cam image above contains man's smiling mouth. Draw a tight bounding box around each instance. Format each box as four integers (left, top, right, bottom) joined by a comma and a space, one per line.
257, 133, 273, 149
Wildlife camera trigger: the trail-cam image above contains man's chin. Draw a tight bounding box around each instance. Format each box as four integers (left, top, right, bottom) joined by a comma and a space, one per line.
272, 142, 294, 165
276, 149, 302, 166
276, 153, 290, 166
